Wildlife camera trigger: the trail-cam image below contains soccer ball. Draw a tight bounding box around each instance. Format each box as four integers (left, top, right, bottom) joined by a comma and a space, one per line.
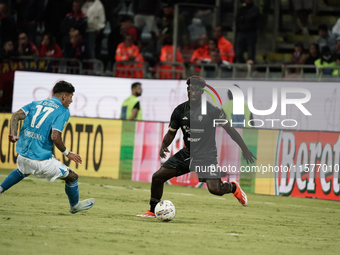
155, 200, 176, 222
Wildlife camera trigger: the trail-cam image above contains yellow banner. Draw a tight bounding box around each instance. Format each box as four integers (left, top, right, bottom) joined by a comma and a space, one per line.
0, 114, 122, 179
254, 129, 279, 196
0, 113, 17, 169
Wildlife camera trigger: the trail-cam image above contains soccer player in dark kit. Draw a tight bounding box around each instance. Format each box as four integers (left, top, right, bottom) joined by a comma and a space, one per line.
137, 75, 256, 218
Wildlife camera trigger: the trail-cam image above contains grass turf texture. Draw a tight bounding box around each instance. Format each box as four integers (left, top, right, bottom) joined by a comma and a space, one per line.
0, 168, 339, 255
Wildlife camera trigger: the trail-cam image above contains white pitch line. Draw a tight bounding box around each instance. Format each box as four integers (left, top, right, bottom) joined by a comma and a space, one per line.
168, 192, 196, 196
101, 185, 125, 189
0, 223, 133, 232
227, 233, 244, 236
204, 196, 226, 200
1, 174, 339, 210
1, 223, 337, 241
1, 223, 66, 229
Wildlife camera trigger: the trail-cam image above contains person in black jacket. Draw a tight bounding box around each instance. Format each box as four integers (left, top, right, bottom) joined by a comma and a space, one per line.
63, 29, 89, 61
133, 0, 160, 36
43, 0, 73, 45
60, 0, 88, 48
13, 0, 45, 44
235, 0, 260, 63
0, 2, 17, 48
303, 43, 319, 73
0, 40, 18, 61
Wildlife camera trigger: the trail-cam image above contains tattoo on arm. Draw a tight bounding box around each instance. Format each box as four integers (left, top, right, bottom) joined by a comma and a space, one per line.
10, 109, 26, 136
51, 129, 66, 152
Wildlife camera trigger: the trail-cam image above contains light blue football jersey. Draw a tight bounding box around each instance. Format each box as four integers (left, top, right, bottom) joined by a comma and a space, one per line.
17, 97, 70, 160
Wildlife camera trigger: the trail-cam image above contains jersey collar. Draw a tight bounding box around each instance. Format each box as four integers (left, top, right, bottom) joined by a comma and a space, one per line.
51, 97, 64, 107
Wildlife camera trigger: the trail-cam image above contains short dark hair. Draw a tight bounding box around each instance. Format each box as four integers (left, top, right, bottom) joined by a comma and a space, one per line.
309, 43, 319, 54
186, 75, 206, 88
131, 82, 141, 89
3, 39, 13, 46
18, 32, 28, 37
42, 33, 55, 48
215, 25, 223, 31
321, 45, 331, 54
120, 15, 133, 23
209, 38, 218, 46
318, 24, 328, 31
295, 42, 304, 50
53, 81, 75, 94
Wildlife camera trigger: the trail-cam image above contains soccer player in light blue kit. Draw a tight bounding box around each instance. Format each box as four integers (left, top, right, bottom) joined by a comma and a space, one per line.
0, 81, 95, 214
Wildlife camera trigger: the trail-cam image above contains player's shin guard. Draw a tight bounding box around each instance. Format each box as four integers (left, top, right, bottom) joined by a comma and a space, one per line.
149, 197, 160, 213
65, 180, 79, 206
0, 169, 25, 193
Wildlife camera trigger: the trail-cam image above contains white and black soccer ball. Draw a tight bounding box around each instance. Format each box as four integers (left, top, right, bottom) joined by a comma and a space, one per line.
155, 200, 176, 222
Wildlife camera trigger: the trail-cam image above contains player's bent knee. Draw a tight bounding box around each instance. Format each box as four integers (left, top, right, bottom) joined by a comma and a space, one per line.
152, 167, 175, 183
152, 171, 163, 183
64, 169, 78, 183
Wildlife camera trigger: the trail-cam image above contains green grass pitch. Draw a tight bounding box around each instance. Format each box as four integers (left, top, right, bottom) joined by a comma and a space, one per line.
0, 168, 339, 255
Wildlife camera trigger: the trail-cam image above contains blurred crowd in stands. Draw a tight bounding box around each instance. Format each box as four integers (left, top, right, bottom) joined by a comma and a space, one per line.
0, 0, 340, 78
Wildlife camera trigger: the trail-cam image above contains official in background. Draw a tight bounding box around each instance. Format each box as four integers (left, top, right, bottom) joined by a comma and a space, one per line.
121, 82, 143, 120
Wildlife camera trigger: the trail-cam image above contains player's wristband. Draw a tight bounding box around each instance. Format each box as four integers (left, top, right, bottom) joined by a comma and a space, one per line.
62, 148, 70, 156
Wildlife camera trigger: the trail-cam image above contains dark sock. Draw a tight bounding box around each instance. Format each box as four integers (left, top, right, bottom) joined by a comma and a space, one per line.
231, 183, 237, 193
149, 197, 160, 213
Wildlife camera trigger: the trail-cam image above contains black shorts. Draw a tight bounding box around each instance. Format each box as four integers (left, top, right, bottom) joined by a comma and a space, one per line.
162, 147, 225, 182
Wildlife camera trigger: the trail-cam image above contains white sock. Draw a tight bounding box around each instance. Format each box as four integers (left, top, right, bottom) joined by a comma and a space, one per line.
0, 186, 3, 194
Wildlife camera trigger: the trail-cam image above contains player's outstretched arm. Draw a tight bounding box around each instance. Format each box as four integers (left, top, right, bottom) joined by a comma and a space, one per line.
51, 130, 82, 164
222, 122, 256, 164
159, 129, 177, 158
8, 109, 26, 143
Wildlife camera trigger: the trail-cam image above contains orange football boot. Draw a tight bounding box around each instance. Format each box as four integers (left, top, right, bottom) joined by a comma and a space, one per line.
136, 210, 156, 218
231, 181, 248, 206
